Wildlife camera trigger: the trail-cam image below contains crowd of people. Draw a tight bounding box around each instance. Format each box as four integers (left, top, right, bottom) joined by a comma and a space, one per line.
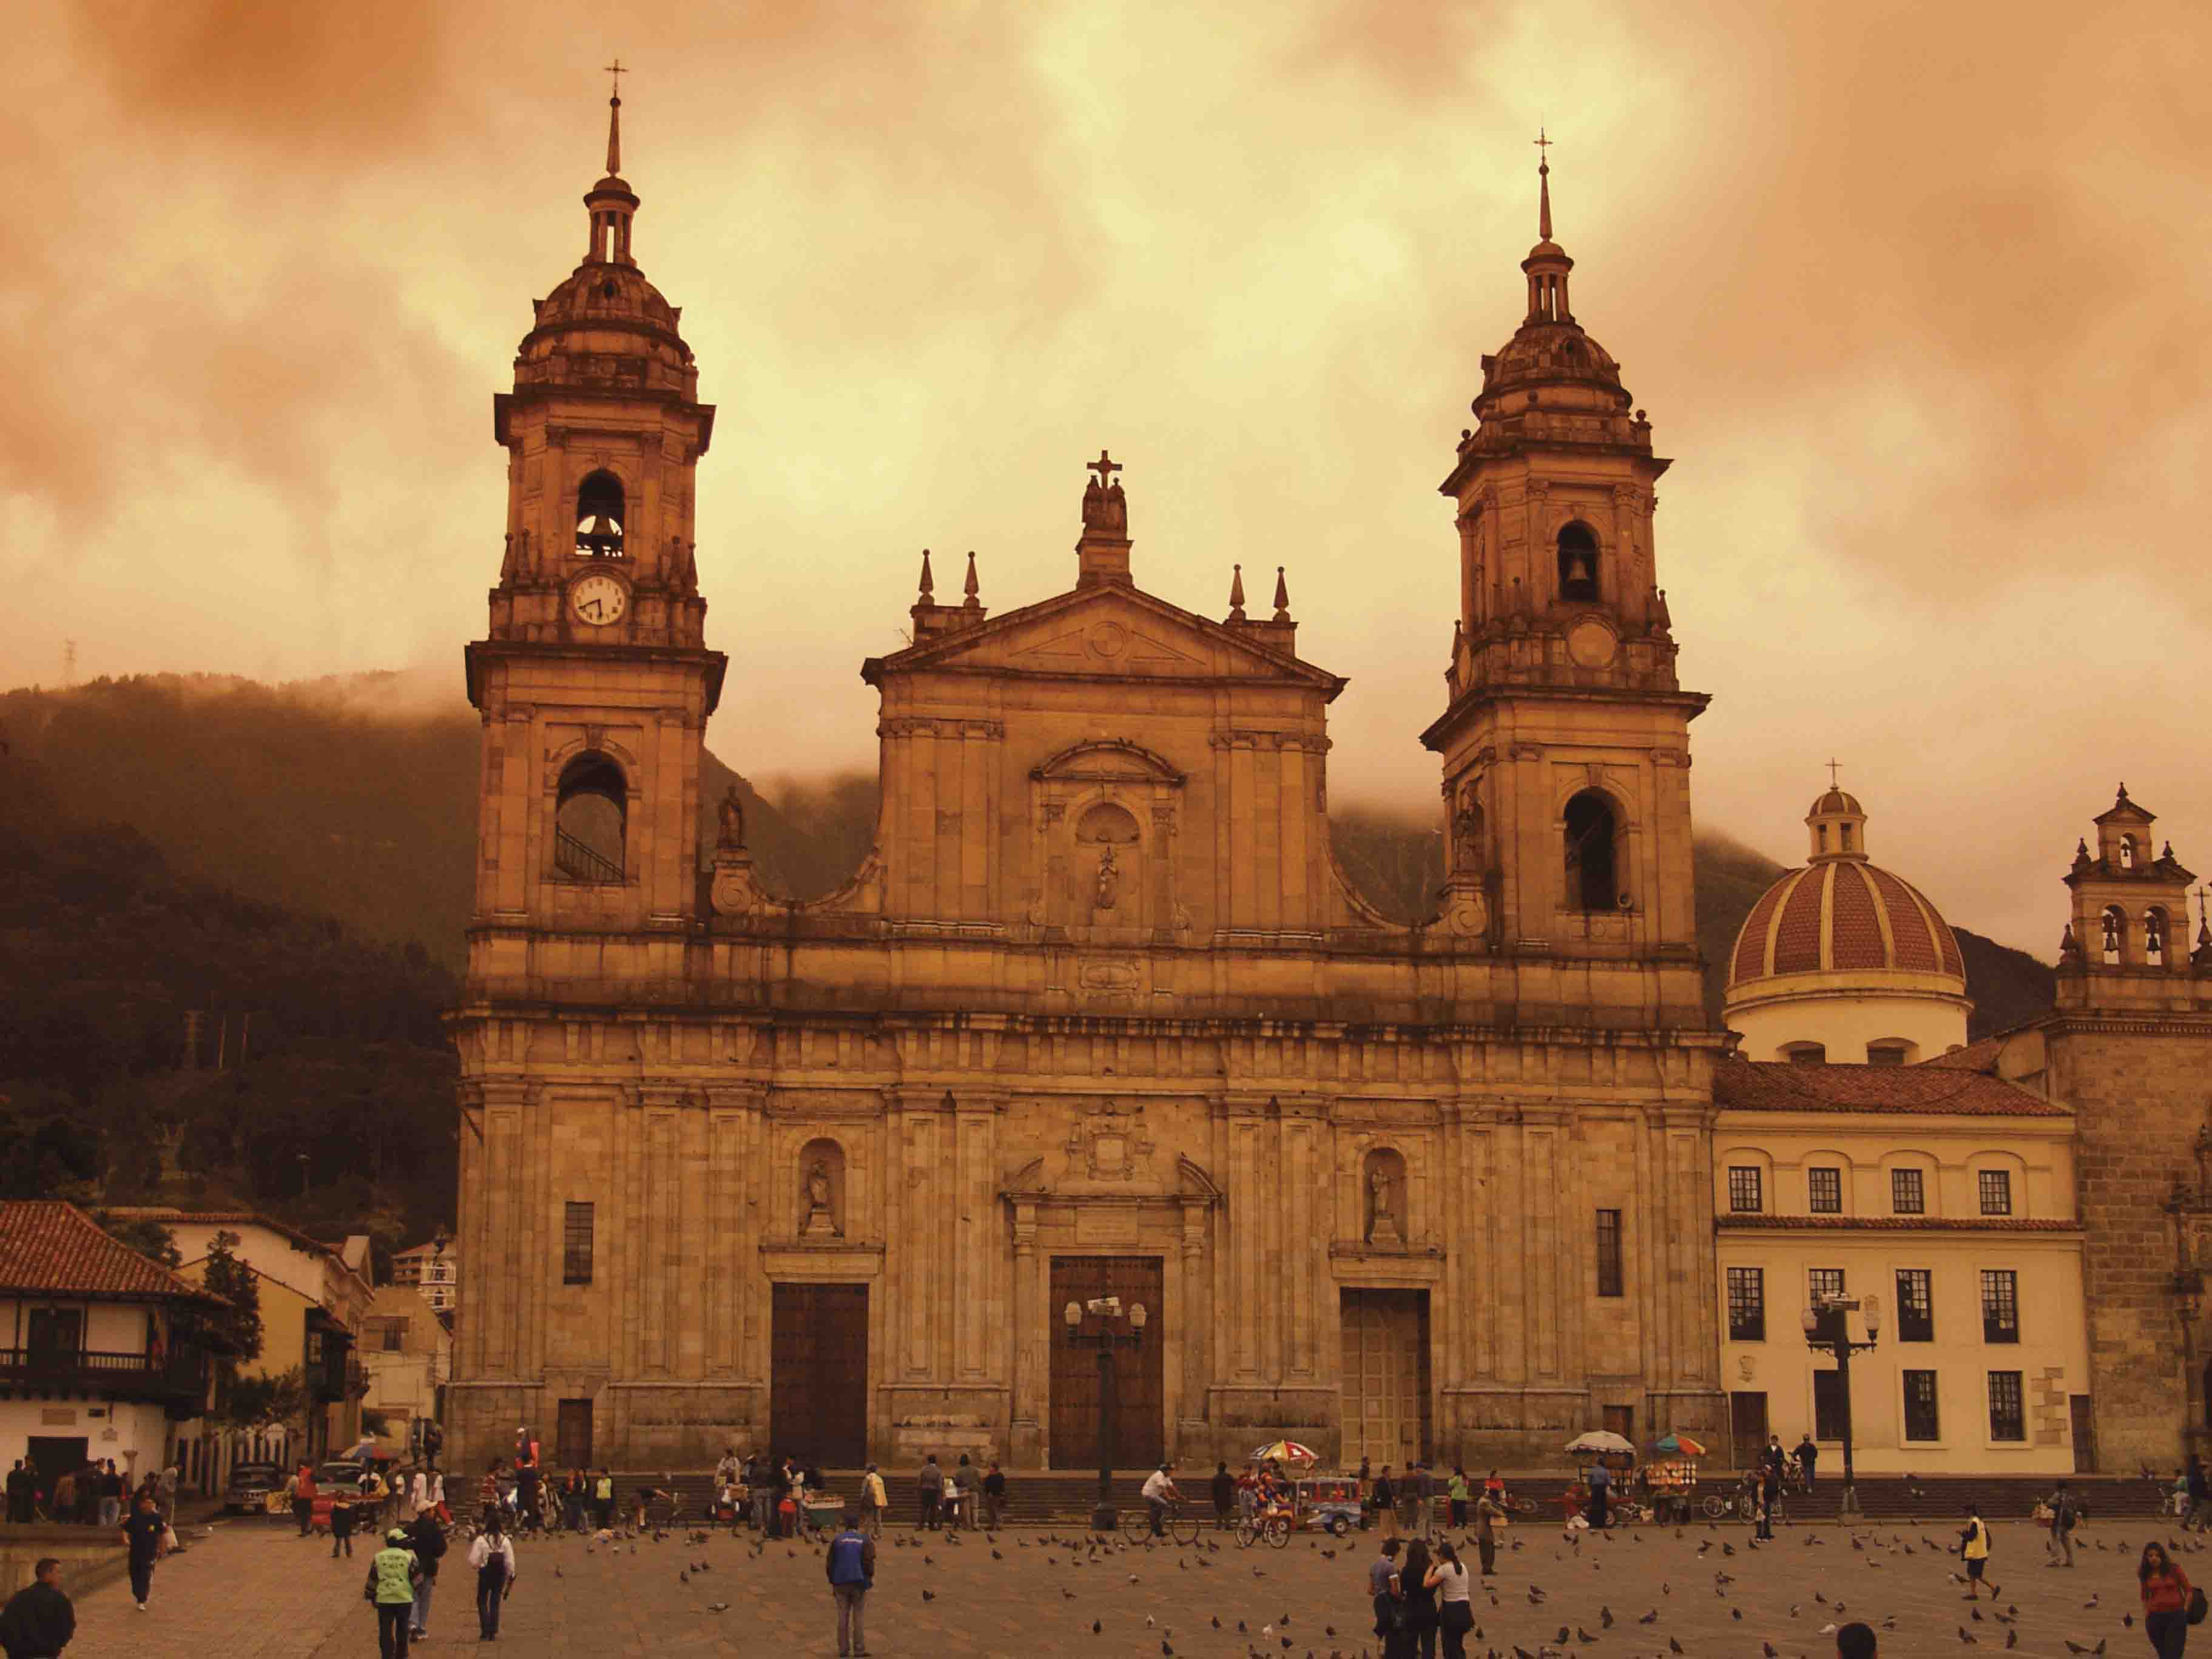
2, 1458, 178, 1530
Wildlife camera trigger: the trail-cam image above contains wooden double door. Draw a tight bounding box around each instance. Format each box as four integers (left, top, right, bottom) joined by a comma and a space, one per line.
1340, 1289, 1429, 1470
1049, 1257, 1165, 1471
770, 1283, 869, 1466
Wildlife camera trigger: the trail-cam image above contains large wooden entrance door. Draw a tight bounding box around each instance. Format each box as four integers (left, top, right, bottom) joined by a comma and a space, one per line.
770, 1283, 869, 1465
555, 1399, 593, 1470
1340, 1289, 1430, 1470
1048, 1257, 1165, 1471
1728, 1391, 1769, 1468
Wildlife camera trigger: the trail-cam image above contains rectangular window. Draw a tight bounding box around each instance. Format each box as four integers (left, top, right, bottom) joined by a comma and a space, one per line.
1727, 1267, 1765, 1341
1807, 1267, 1847, 1345
1981, 1269, 2020, 1343
380, 1319, 408, 1353
1808, 1166, 1843, 1214
1988, 1371, 2026, 1441
1978, 1169, 2014, 1217
1896, 1268, 1934, 1342
1813, 1369, 1847, 1441
1891, 1167, 1926, 1214
562, 1201, 595, 1286
1728, 1166, 1764, 1213
1903, 1370, 1941, 1442
1595, 1209, 1624, 1297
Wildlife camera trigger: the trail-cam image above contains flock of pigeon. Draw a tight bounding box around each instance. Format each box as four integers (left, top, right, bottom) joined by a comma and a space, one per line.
518, 1510, 2212, 1658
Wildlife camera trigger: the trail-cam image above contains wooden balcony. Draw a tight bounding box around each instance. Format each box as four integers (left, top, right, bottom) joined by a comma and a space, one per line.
0, 1345, 212, 1410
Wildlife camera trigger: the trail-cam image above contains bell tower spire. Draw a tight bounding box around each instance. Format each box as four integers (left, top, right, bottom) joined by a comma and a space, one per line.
584, 59, 639, 267
1423, 135, 1707, 1006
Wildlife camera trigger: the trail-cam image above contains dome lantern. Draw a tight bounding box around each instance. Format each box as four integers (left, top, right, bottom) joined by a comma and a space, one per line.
1806, 762, 1869, 862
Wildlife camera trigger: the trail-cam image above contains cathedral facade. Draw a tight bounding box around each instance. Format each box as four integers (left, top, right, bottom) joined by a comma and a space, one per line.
447, 107, 1729, 1473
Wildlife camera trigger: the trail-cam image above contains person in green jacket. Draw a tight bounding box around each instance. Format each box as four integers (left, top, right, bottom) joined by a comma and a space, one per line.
365, 1528, 422, 1659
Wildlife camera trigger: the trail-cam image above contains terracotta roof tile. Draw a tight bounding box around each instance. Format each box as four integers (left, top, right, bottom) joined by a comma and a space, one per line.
1732, 874, 1789, 985
1712, 1059, 2068, 1117
1772, 868, 1826, 975
1716, 1214, 2077, 1233
0, 1201, 231, 1302
1866, 864, 1941, 973
1829, 862, 1885, 971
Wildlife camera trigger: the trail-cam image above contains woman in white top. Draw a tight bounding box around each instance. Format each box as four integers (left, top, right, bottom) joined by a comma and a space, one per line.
1424, 1538, 1474, 1659
467, 1517, 519, 1641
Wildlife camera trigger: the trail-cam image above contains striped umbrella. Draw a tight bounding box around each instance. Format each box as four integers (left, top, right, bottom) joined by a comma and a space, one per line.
1649, 1433, 1708, 1458
1249, 1440, 1321, 1465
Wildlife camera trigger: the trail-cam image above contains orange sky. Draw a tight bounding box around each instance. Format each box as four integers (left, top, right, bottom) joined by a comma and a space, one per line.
10, 1, 2211, 955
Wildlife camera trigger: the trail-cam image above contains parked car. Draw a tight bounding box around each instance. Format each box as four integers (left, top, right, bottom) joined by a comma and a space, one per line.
315, 1460, 379, 1496
224, 1461, 283, 1515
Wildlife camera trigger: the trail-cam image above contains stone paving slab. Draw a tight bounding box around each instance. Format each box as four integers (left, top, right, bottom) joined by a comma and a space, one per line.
48, 1514, 2210, 1659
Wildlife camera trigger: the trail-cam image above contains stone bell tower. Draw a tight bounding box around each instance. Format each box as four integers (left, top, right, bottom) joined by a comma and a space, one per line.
1421, 141, 1706, 1003
463, 83, 724, 943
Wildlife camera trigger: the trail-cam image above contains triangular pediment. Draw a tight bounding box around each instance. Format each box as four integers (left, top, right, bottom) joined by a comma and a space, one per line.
863, 582, 1343, 695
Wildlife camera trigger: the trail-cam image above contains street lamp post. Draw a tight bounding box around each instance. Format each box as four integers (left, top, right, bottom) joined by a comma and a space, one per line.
1801, 1292, 1881, 1518
1064, 1296, 1148, 1533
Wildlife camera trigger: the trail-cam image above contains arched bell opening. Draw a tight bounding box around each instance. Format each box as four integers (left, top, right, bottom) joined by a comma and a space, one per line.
1556, 522, 1600, 604
554, 752, 627, 884
575, 470, 626, 558
1563, 789, 1622, 913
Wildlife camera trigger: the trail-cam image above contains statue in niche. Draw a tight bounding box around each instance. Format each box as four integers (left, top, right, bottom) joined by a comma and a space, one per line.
801, 1158, 838, 1237
1451, 781, 1483, 874
1094, 843, 1120, 911
717, 785, 746, 850
1366, 1159, 1403, 1246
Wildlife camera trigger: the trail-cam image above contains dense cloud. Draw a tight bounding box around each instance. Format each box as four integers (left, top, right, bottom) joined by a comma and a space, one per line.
6, 1, 2208, 955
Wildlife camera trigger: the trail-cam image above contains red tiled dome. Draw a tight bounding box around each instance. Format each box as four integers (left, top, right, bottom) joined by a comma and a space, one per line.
1726, 860, 1965, 990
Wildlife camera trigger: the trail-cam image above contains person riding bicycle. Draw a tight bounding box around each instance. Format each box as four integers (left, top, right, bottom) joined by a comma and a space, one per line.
1141, 1464, 1182, 1539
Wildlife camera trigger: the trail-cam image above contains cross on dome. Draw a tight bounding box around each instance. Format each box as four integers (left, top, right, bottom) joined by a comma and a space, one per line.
1087, 449, 1121, 486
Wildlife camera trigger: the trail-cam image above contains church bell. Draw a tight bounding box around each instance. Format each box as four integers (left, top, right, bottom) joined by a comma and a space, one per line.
578, 513, 623, 558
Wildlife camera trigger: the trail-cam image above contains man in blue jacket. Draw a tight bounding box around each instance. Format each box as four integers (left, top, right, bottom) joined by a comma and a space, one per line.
825, 1510, 877, 1658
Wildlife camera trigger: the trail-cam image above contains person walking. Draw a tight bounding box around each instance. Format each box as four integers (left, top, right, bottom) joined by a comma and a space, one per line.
1400, 1536, 1440, 1659
405, 1507, 445, 1642
292, 1461, 317, 1538
329, 1488, 356, 1558
1372, 1550, 1417, 1659
366, 1527, 420, 1659
1372, 1467, 1398, 1541
468, 1514, 518, 1641
1447, 1466, 1469, 1530
1472, 1487, 1503, 1578
2141, 1541, 2195, 1659
1407, 1463, 1434, 1539
2046, 1479, 2081, 1567
1426, 1538, 1475, 1659
916, 1455, 942, 1531
1757, 1455, 1781, 1542
854, 1464, 883, 1538
1958, 1504, 1995, 1600
1211, 1462, 1235, 1530
118, 1493, 165, 1613
1795, 1433, 1819, 1490
0, 1556, 74, 1659
476, 1460, 504, 1530
826, 1509, 876, 1658
1585, 1461, 1610, 1531
981, 1461, 1006, 1531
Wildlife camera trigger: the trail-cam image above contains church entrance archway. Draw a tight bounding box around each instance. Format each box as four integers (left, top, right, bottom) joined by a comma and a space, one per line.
770, 1283, 869, 1467
1048, 1256, 1165, 1471
1339, 1289, 1429, 1471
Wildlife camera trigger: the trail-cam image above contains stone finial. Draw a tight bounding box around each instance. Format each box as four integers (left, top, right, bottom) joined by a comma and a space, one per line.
2072, 837, 2092, 871
1227, 563, 1247, 621
916, 548, 935, 603
963, 551, 980, 611
2059, 921, 2081, 964
1272, 566, 1291, 623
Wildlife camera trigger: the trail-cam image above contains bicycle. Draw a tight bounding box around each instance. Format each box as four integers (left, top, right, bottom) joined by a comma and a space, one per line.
1234, 1509, 1293, 1549
1125, 1498, 1201, 1546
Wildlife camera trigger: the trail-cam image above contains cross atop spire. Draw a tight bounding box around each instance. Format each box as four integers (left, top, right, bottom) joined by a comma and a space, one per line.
1535, 126, 1553, 242
603, 59, 626, 175
1826, 757, 1842, 789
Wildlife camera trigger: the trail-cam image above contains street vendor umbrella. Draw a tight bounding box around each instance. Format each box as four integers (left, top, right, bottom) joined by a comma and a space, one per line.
1648, 1433, 1707, 1457
1249, 1440, 1320, 1464
1563, 1430, 1636, 1455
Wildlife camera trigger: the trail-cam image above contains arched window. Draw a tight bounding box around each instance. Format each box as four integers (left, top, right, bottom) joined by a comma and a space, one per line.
554, 752, 627, 883
2146, 906, 2170, 966
575, 471, 625, 558
1556, 523, 1600, 603
1563, 790, 1620, 912
1839, 823, 1854, 853
2120, 834, 2137, 870
2100, 904, 2125, 964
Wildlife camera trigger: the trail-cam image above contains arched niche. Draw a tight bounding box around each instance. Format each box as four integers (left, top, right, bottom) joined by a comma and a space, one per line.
1563, 788, 1625, 913
798, 1137, 846, 1238
1028, 742, 1185, 939
1363, 1146, 1409, 1245
554, 751, 627, 884
2100, 904, 2126, 965
2146, 905, 2172, 967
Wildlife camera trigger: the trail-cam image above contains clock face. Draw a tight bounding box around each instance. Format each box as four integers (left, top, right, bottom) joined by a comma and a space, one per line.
570, 572, 627, 626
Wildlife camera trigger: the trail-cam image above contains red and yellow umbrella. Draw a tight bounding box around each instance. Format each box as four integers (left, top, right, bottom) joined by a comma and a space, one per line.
1249, 1440, 1320, 1465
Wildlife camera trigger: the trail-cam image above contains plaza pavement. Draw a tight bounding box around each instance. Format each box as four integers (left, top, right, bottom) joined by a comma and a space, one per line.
48, 1513, 2202, 1659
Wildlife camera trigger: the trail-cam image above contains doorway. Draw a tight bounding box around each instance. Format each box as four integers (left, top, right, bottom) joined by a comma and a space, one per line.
2071, 1394, 2096, 1473
1048, 1257, 1165, 1471
1728, 1391, 1769, 1468
1603, 1405, 1635, 1444
556, 1399, 594, 1471
770, 1283, 869, 1465
1339, 1289, 1430, 1471
27, 1436, 88, 1509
